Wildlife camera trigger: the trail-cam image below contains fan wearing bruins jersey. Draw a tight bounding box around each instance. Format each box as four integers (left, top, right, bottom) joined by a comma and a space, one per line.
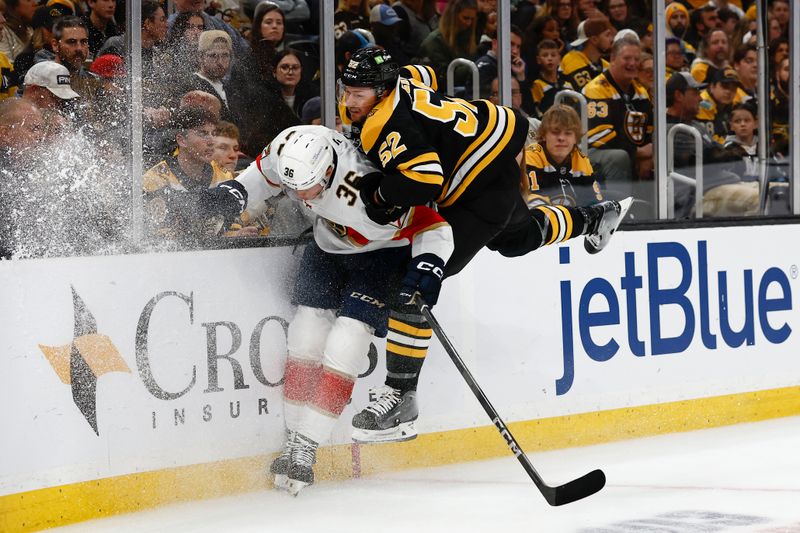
695, 67, 741, 145
582, 34, 653, 183
559, 18, 614, 90
523, 107, 603, 208
339, 47, 630, 445
233, 125, 454, 494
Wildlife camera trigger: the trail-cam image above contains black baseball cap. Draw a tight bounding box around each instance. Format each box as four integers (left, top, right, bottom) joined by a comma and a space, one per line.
666, 72, 707, 93
712, 67, 740, 85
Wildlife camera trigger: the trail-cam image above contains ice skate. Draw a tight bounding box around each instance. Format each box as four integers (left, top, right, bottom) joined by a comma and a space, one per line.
351, 385, 418, 443
286, 433, 318, 496
269, 430, 296, 491
582, 197, 632, 254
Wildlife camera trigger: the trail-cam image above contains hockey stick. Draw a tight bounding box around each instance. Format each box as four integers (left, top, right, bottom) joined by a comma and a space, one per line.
415, 297, 606, 506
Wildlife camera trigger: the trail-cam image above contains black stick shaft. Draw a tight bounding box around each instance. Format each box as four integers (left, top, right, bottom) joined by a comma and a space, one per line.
415, 297, 605, 506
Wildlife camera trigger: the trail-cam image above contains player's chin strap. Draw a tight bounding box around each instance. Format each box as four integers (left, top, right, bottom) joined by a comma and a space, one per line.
413, 293, 606, 506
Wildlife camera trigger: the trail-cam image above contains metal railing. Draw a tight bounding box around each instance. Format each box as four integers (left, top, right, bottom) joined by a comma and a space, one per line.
666, 124, 704, 219
446, 59, 480, 100
554, 90, 589, 153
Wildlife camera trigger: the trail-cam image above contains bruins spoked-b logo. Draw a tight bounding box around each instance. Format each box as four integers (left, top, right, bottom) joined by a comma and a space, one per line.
624, 110, 647, 144
38, 287, 130, 435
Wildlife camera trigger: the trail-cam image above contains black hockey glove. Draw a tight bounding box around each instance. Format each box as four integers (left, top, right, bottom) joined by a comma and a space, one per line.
357, 172, 409, 225
400, 253, 445, 307
199, 179, 248, 225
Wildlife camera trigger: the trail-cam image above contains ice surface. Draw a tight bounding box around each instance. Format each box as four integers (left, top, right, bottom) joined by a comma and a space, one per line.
52, 416, 800, 532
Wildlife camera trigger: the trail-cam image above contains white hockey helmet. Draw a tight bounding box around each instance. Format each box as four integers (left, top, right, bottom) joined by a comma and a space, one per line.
276, 132, 335, 191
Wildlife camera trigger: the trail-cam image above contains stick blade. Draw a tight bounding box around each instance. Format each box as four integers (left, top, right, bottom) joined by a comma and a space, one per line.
547, 469, 606, 506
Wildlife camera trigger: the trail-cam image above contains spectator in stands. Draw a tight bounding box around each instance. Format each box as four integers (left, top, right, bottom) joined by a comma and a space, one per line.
391, 0, 438, 59
164, 12, 205, 91
768, 0, 789, 36
521, 15, 563, 77
583, 33, 653, 186
82, 0, 118, 57
769, 56, 789, 155
665, 71, 758, 218
766, 16, 782, 44
664, 2, 696, 64
335, 0, 370, 38
51, 17, 101, 102
475, 24, 525, 100
418, 0, 478, 87
142, 105, 241, 238
690, 29, 729, 86
732, 43, 757, 101
664, 38, 688, 82
605, 0, 646, 35
168, 0, 249, 60
0, 7, 19, 100
523, 104, 602, 208
511, 0, 537, 35
542, 0, 579, 45
696, 66, 739, 145
637, 51, 653, 98
248, 2, 286, 83
714, 0, 744, 19
267, 0, 309, 34
0, 0, 34, 61
22, 60, 78, 112
335, 29, 370, 76
0, 99, 43, 172
560, 17, 614, 91
717, 7, 739, 37
181, 30, 247, 126
270, 49, 316, 119
724, 102, 758, 182
769, 37, 789, 74
529, 38, 571, 119
213, 120, 240, 172
12, 5, 64, 84
684, 4, 720, 50
369, 4, 409, 65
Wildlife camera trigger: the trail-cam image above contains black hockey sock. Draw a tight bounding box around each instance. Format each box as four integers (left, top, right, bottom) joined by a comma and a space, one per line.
531, 205, 586, 245
384, 310, 431, 393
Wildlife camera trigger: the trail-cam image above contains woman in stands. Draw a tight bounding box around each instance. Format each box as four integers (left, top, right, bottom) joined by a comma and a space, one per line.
249, 1, 286, 81
418, 0, 478, 87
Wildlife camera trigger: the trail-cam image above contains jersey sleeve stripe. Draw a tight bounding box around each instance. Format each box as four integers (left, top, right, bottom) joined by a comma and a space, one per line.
554, 205, 574, 239
440, 106, 517, 207
586, 126, 616, 146
386, 340, 428, 358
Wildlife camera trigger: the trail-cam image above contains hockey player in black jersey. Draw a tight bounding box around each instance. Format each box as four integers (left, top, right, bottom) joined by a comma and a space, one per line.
339, 47, 631, 443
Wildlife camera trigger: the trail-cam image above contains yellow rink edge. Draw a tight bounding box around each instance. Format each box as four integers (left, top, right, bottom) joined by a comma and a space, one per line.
2, 385, 799, 532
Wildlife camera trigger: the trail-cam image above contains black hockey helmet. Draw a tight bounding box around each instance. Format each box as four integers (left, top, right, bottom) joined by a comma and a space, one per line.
341, 47, 400, 95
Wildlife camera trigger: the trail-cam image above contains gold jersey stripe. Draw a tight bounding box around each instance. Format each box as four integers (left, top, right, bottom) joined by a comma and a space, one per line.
388, 318, 432, 338
386, 341, 429, 358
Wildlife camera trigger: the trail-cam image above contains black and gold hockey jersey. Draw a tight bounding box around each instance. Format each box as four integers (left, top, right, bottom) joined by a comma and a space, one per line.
695, 88, 731, 145
559, 50, 608, 90
530, 73, 573, 119
0, 52, 18, 101
524, 143, 603, 207
349, 65, 525, 208
690, 59, 722, 86
583, 72, 653, 156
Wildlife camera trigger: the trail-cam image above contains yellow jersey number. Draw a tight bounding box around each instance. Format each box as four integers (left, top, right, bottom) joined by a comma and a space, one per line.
587, 101, 609, 118
402, 78, 479, 138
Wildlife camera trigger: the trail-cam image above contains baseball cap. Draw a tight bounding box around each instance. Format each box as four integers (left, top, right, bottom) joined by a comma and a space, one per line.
666, 72, 707, 94
23, 61, 80, 99
370, 4, 402, 26
198, 30, 232, 53
713, 67, 740, 85
613, 28, 640, 44
570, 18, 614, 48
32, 5, 65, 30
46, 0, 76, 16
301, 96, 321, 124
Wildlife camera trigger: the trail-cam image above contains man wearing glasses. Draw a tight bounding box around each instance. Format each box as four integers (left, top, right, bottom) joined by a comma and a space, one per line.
181, 30, 244, 125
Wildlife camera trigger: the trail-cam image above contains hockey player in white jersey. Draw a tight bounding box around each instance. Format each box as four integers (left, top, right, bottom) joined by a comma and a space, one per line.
235, 126, 454, 495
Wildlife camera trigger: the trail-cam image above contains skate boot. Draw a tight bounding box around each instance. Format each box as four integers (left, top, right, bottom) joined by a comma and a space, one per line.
351, 385, 418, 443
269, 430, 296, 491
581, 197, 632, 254
286, 433, 318, 496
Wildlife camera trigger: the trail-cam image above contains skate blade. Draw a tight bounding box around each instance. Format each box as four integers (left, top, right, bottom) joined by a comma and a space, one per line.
584, 196, 632, 254
352, 421, 417, 444
272, 473, 289, 491
286, 478, 311, 496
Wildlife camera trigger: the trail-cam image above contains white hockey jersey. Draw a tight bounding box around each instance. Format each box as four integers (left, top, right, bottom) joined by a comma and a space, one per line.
235, 125, 454, 262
